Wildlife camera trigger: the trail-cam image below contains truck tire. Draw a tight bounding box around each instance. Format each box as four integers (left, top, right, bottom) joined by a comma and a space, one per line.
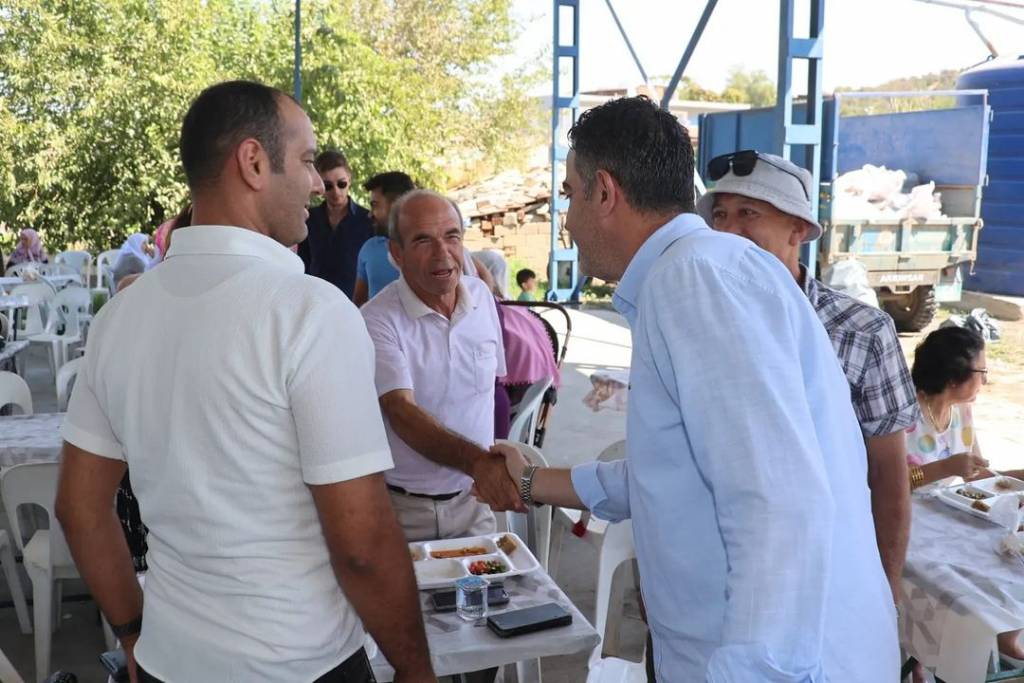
884, 286, 938, 333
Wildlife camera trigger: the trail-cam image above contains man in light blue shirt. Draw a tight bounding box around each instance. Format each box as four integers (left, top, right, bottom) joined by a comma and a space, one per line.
353, 171, 414, 306
492, 97, 898, 681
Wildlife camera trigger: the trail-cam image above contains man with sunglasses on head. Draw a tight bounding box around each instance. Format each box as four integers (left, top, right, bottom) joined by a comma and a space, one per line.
298, 150, 374, 299
701, 151, 917, 606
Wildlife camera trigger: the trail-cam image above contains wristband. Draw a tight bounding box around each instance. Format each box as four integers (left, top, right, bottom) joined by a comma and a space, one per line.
110, 615, 143, 639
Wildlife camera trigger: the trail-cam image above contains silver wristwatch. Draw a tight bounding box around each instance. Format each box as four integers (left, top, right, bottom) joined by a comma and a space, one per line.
519, 465, 540, 506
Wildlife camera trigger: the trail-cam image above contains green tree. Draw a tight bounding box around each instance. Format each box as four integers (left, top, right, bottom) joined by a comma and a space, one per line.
721, 66, 776, 107
0, 0, 542, 255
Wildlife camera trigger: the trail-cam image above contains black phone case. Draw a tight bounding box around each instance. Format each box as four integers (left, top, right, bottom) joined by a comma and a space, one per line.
486, 602, 572, 638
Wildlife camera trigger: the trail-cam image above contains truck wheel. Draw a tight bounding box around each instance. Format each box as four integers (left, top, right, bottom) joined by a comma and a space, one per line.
884, 286, 938, 333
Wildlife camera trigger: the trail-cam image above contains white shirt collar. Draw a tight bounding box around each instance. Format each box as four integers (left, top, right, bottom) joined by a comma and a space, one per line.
165, 225, 304, 275
395, 275, 477, 322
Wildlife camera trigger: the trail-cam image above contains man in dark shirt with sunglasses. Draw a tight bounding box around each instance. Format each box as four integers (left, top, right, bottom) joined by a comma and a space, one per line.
298, 150, 374, 299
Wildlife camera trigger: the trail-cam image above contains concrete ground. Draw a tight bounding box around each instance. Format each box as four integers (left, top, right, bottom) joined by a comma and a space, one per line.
4, 298, 1020, 682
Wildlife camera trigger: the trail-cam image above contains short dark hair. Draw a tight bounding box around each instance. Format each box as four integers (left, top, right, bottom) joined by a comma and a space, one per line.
569, 96, 695, 214
363, 172, 416, 201
180, 80, 288, 190
516, 268, 537, 287
315, 150, 350, 175
911, 326, 986, 395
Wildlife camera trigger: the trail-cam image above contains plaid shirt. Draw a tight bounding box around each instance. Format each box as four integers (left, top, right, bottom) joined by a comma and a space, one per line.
803, 267, 919, 437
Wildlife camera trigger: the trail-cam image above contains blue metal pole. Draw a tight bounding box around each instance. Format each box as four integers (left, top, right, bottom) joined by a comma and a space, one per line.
293, 0, 302, 103
660, 0, 719, 109
602, 0, 649, 84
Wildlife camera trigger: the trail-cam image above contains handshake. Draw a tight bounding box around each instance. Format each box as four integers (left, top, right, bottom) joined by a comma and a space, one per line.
468, 443, 533, 513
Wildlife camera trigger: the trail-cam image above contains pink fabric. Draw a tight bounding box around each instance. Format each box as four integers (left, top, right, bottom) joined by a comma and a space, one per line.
499, 304, 560, 388
154, 219, 174, 260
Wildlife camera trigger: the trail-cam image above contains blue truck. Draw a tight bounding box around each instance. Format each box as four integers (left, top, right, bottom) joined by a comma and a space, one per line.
698, 91, 991, 331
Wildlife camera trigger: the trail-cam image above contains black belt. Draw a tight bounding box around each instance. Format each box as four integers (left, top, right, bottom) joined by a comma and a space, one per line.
387, 484, 461, 501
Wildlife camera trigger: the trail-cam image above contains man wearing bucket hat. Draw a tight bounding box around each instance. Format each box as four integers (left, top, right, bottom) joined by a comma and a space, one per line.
700, 150, 918, 603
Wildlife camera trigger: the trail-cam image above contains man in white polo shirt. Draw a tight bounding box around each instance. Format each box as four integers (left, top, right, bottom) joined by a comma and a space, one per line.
54, 81, 435, 683
361, 190, 524, 542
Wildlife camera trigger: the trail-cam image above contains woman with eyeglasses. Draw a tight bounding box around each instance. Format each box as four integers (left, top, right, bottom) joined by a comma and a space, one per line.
906, 326, 991, 490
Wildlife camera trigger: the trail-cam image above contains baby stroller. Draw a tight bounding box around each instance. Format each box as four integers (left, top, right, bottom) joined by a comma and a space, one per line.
498, 300, 572, 448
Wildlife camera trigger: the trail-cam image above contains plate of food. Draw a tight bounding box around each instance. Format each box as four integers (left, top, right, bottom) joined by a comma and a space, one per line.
937, 479, 1024, 523
407, 532, 539, 589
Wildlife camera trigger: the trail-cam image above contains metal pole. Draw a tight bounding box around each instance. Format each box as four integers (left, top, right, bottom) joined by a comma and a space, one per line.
293, 0, 302, 103
602, 0, 649, 85
660, 0, 719, 109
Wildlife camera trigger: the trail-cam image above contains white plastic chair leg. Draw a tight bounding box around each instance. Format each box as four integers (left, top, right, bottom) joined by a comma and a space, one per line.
547, 517, 565, 579
0, 531, 31, 634
591, 522, 635, 666
0, 646, 25, 683
27, 566, 53, 681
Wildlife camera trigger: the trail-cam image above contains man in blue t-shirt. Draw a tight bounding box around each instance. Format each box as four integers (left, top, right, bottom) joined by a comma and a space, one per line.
353, 171, 416, 306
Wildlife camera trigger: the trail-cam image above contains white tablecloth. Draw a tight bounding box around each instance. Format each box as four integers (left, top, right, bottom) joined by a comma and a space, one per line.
370, 569, 599, 680
0, 412, 64, 467
901, 495, 1024, 682
0, 274, 82, 291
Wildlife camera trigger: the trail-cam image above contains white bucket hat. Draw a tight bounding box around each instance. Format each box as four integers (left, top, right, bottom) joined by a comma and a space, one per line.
695, 151, 823, 242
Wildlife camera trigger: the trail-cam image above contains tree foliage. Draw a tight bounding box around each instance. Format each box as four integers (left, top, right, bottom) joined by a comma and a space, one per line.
0, 0, 543, 254
834, 69, 960, 116
721, 66, 776, 107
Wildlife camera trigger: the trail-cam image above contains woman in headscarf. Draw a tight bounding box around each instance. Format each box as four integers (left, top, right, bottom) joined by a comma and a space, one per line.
5, 228, 48, 270
110, 233, 159, 290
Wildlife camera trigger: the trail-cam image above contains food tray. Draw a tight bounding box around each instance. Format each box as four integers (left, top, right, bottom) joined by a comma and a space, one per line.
408, 532, 539, 589
937, 476, 1024, 523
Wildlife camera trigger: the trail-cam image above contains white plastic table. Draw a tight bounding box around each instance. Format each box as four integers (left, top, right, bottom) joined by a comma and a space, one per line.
0, 412, 63, 467
901, 494, 1024, 682
370, 569, 599, 681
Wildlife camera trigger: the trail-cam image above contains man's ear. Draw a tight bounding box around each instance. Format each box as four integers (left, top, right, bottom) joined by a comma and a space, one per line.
791, 217, 812, 246
388, 238, 403, 269
594, 169, 619, 217
235, 138, 268, 192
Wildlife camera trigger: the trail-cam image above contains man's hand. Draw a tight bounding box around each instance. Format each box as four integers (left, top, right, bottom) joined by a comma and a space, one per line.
490, 442, 529, 482
470, 453, 526, 512
944, 453, 990, 480
122, 633, 140, 683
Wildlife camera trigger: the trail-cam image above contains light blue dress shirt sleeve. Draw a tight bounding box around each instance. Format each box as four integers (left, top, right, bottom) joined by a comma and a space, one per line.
570, 459, 631, 522
642, 252, 834, 682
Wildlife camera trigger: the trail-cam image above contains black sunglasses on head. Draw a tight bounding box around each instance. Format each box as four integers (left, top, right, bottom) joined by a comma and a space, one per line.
707, 150, 810, 200
324, 179, 349, 191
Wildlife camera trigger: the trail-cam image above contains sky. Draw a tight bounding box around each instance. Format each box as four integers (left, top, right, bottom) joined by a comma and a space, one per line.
507, 0, 1024, 95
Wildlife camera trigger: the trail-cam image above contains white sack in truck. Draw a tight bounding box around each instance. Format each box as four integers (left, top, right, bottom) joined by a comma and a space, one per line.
832, 164, 945, 220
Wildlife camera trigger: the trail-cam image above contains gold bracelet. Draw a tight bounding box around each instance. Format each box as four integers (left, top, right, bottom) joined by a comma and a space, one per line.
910, 466, 925, 490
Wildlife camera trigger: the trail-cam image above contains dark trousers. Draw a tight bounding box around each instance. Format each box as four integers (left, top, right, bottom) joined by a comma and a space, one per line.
137, 647, 376, 683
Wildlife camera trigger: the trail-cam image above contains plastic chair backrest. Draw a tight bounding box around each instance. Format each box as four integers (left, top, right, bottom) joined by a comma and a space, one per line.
54, 285, 91, 337
0, 371, 33, 415
0, 463, 71, 565
95, 249, 120, 290
40, 263, 79, 279
495, 439, 552, 569
55, 251, 92, 275
508, 377, 553, 446
56, 358, 81, 412
10, 282, 55, 336
4, 262, 43, 279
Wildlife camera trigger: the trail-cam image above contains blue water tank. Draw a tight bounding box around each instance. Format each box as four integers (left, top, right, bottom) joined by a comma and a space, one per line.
958, 57, 1024, 296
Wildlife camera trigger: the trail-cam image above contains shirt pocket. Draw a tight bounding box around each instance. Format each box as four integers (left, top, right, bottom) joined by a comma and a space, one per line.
473, 341, 499, 395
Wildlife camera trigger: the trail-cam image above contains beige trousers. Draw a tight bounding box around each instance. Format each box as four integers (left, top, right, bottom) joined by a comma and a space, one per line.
388, 488, 497, 542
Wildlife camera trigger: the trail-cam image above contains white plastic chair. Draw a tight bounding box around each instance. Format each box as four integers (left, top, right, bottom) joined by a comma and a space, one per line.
548, 440, 640, 659
55, 357, 82, 412
54, 251, 92, 277
48, 285, 91, 361
0, 644, 26, 683
0, 528, 32, 636
4, 262, 45, 279
10, 283, 61, 380
589, 519, 637, 665
586, 656, 647, 683
0, 463, 81, 681
0, 312, 10, 341
508, 377, 553, 446
0, 370, 34, 415
494, 439, 552, 571
93, 249, 120, 293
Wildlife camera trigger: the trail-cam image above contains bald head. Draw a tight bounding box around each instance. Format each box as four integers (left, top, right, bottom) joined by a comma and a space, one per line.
388, 189, 463, 245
